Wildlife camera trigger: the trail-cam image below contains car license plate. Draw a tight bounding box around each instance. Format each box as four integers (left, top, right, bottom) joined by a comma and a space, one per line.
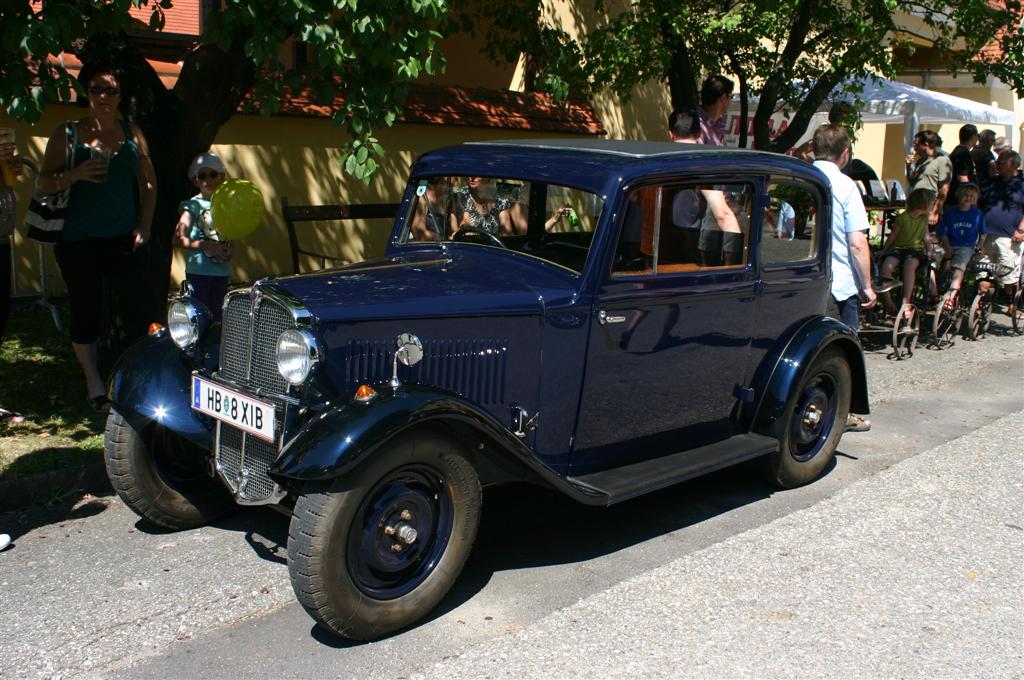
192, 376, 276, 442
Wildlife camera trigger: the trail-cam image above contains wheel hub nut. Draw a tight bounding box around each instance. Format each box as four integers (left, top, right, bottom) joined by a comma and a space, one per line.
400, 509, 413, 521
803, 405, 821, 427
395, 522, 418, 545
390, 543, 403, 553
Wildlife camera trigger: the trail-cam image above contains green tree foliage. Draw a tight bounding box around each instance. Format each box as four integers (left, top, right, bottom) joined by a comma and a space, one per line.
461, 0, 1022, 151
1, 0, 447, 180
0, 0, 446, 355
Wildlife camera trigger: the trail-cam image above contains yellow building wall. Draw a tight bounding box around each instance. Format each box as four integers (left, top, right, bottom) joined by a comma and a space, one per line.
2, 106, 589, 298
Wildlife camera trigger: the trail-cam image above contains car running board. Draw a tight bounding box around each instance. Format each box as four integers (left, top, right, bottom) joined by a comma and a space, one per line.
567, 433, 778, 506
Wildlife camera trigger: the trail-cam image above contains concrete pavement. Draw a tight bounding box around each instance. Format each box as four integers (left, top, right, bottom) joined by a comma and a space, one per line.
420, 411, 1024, 679
1, 325, 1022, 678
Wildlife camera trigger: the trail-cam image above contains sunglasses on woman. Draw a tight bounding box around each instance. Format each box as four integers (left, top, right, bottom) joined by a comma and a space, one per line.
196, 171, 221, 181
89, 86, 121, 96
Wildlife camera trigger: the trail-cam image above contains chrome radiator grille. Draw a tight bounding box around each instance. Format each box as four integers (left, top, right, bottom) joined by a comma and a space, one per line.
217, 424, 279, 502
215, 290, 298, 504
219, 293, 295, 394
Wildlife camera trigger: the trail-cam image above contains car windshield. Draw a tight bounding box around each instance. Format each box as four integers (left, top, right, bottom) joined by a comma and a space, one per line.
399, 175, 605, 274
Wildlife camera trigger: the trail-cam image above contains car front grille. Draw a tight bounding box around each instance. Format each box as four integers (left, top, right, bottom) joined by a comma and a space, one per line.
214, 290, 298, 503
216, 424, 280, 502
219, 293, 294, 395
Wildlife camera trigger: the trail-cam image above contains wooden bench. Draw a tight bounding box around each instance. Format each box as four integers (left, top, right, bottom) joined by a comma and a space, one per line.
281, 198, 400, 274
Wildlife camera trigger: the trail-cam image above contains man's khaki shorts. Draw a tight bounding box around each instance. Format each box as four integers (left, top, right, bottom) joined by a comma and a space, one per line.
988, 237, 1022, 285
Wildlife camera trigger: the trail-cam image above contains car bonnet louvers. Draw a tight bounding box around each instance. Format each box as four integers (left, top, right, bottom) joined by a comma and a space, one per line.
343, 337, 509, 405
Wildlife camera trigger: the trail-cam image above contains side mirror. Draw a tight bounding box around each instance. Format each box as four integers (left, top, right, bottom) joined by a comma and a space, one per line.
396, 332, 424, 367
390, 332, 423, 388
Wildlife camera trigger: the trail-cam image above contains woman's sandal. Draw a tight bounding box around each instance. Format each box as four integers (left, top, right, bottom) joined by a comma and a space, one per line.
88, 395, 112, 414
942, 290, 958, 311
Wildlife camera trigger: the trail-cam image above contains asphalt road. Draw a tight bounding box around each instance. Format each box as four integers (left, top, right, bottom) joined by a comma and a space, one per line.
1, 318, 1021, 679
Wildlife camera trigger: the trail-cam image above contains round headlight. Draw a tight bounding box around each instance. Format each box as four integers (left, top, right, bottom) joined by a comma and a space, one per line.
276, 329, 319, 385
167, 300, 200, 349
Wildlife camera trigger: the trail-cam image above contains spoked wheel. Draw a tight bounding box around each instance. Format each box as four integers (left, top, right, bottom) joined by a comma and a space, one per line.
890, 303, 919, 359
762, 348, 851, 488
931, 292, 959, 348
967, 293, 990, 340
288, 431, 481, 640
1011, 288, 1023, 336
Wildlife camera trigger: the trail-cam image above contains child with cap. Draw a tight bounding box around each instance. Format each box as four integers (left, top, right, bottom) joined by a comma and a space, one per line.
175, 152, 232, 320
937, 182, 987, 308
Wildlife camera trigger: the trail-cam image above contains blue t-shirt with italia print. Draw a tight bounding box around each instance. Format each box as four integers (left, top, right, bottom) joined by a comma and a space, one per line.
936, 206, 986, 248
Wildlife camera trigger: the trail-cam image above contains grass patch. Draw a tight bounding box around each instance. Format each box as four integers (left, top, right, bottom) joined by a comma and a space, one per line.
1, 301, 107, 480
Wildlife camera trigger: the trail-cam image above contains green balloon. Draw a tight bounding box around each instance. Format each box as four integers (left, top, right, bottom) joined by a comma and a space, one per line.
210, 178, 265, 240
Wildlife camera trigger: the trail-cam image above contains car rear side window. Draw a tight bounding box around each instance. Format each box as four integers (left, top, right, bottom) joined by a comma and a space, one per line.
612, 182, 753, 276
762, 181, 820, 265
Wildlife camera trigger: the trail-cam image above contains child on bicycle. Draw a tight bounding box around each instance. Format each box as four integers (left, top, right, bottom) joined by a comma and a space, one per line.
936, 183, 987, 308
878, 188, 935, 317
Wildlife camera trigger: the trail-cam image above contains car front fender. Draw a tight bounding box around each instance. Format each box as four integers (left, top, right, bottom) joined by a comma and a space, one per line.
108, 332, 219, 450
747, 316, 868, 439
268, 385, 607, 504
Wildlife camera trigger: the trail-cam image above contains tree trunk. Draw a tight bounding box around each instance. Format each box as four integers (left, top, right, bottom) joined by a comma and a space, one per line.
659, 18, 698, 112
79, 34, 253, 370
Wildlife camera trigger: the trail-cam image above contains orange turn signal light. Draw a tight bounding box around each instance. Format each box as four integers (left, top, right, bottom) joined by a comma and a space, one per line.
148, 322, 165, 336
354, 384, 377, 402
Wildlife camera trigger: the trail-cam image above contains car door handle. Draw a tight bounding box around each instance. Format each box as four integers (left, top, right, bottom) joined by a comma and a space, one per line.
598, 310, 626, 325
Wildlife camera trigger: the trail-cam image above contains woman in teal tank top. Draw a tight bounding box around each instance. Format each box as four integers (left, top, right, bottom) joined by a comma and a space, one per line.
37, 62, 157, 411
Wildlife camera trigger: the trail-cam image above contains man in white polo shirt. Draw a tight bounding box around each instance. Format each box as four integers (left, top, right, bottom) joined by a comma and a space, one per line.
813, 124, 876, 432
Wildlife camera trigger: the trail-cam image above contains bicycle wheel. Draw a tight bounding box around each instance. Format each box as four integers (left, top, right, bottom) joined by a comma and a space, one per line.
931, 292, 958, 348
891, 303, 919, 359
1011, 287, 1023, 336
967, 293, 990, 340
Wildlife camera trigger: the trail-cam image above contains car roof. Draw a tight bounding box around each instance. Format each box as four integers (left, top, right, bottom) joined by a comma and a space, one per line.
412, 139, 823, 193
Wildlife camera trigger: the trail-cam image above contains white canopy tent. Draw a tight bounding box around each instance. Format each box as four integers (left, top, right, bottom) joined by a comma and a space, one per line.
726, 76, 1018, 153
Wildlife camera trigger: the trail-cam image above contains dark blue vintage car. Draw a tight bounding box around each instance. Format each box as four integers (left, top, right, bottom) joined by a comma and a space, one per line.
104, 139, 867, 640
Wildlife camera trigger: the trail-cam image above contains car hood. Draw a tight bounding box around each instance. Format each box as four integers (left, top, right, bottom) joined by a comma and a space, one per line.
269, 247, 581, 323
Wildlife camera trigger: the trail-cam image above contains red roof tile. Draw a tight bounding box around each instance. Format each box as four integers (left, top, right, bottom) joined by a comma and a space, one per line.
246, 83, 605, 135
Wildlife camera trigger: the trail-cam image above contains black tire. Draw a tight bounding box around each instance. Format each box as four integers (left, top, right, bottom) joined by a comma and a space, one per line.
287, 430, 481, 640
931, 292, 958, 348
104, 408, 235, 530
763, 347, 851, 488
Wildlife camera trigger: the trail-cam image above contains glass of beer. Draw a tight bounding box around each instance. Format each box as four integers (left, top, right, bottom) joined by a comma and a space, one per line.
0, 128, 16, 186
90, 142, 112, 182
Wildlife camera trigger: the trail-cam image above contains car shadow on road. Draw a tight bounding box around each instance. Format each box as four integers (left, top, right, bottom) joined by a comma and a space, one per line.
305, 462, 793, 648
121, 453, 837, 648
419, 455, 837, 634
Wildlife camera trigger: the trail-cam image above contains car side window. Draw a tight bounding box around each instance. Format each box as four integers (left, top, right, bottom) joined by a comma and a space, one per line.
613, 182, 753, 276
762, 181, 819, 265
